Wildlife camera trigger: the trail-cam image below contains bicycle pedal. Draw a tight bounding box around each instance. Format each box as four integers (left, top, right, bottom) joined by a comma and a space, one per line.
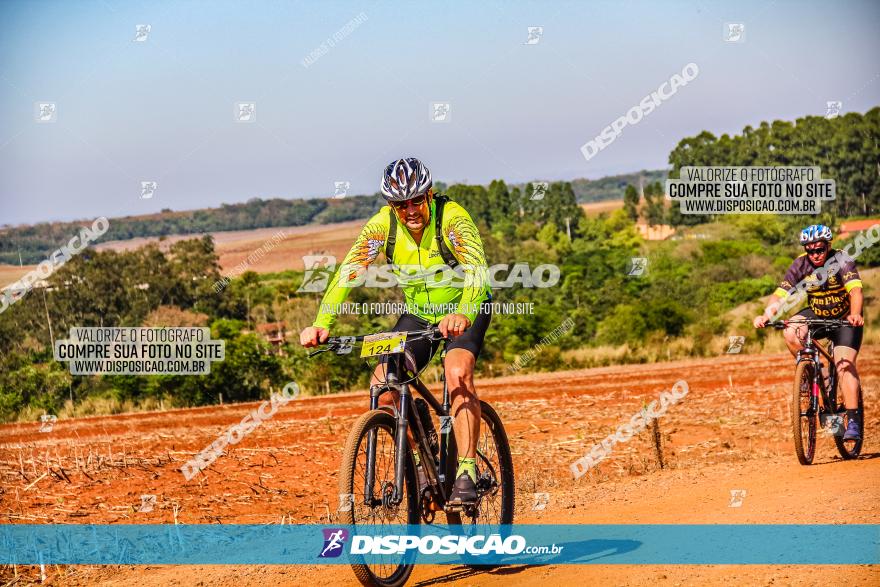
444, 501, 478, 513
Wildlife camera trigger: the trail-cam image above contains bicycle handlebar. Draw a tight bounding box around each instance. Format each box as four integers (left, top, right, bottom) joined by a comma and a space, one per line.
308, 327, 446, 357
766, 318, 851, 330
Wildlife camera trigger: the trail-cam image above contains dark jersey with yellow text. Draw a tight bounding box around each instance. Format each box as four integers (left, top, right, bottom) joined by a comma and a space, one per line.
773, 249, 862, 318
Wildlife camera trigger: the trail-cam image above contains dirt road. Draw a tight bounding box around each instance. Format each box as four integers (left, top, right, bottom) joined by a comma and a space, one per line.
1, 350, 877, 585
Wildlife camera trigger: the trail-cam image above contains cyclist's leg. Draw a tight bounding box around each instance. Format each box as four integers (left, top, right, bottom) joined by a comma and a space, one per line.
783, 308, 812, 356
445, 348, 480, 458
444, 301, 492, 460
835, 347, 860, 409
445, 302, 491, 503
831, 323, 863, 410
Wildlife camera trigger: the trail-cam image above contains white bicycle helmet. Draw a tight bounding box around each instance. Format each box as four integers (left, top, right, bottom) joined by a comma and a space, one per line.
380, 158, 432, 202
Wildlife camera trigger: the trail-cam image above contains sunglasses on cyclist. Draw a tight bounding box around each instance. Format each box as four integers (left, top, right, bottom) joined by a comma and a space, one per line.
390, 194, 428, 211
805, 244, 828, 256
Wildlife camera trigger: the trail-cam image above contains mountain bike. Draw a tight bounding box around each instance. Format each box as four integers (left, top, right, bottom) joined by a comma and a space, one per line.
767, 319, 864, 465
309, 326, 514, 587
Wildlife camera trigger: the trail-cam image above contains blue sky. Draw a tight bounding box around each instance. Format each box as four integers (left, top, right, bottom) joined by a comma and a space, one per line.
1, 0, 878, 225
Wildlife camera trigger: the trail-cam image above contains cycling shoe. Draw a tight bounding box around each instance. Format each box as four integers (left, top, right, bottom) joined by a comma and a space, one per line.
448, 472, 477, 504
843, 419, 861, 441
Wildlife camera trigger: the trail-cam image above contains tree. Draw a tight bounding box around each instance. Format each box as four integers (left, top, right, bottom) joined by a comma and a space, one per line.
487, 179, 512, 224
624, 184, 640, 221
666, 108, 880, 223
643, 182, 665, 226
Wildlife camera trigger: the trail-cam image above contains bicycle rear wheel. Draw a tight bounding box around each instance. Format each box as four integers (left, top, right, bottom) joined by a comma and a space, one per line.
444, 401, 515, 570
339, 410, 419, 587
791, 361, 817, 465
834, 386, 864, 459
472, 401, 515, 525
446, 401, 515, 525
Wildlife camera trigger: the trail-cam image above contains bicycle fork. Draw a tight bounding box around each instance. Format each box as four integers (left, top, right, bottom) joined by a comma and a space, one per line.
365, 373, 410, 507
364, 387, 379, 507
797, 350, 829, 417
438, 349, 451, 490
392, 382, 411, 505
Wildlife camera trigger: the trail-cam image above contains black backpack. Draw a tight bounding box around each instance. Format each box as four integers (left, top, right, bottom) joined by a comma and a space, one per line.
384, 194, 459, 268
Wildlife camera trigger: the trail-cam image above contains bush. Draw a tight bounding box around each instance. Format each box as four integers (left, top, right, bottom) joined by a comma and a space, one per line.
596, 305, 647, 346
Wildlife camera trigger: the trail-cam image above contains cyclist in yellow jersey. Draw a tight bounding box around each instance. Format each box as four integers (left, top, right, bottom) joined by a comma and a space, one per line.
300, 157, 492, 503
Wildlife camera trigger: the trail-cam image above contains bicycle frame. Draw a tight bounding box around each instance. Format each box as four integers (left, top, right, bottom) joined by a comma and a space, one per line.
793, 325, 837, 417
311, 325, 496, 517
364, 349, 455, 508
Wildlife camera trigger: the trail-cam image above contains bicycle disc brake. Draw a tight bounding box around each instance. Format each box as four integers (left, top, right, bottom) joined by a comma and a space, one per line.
475, 472, 498, 497
381, 481, 401, 514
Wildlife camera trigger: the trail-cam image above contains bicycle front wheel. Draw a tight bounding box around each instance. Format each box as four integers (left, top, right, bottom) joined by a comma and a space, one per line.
339, 410, 419, 587
791, 361, 817, 465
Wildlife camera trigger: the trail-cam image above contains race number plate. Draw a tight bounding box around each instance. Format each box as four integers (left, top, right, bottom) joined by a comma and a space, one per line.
360, 332, 407, 358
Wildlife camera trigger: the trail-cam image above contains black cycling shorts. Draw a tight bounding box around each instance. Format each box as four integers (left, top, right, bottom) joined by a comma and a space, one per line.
795, 307, 863, 351
379, 300, 492, 377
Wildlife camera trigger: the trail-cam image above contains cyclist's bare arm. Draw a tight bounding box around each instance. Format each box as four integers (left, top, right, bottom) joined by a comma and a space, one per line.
848, 287, 864, 326
757, 256, 813, 329
753, 293, 785, 328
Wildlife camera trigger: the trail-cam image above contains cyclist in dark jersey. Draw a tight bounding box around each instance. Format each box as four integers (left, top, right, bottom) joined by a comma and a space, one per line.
753, 224, 864, 440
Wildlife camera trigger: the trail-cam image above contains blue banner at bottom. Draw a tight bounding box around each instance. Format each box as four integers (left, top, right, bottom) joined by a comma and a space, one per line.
1, 524, 877, 565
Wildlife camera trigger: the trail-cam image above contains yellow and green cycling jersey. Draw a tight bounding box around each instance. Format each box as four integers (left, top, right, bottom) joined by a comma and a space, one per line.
313, 199, 491, 330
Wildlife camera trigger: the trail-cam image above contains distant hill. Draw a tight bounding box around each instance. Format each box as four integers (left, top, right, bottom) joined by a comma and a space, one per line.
0, 195, 383, 265
0, 170, 668, 264
508, 169, 667, 204
569, 169, 668, 203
